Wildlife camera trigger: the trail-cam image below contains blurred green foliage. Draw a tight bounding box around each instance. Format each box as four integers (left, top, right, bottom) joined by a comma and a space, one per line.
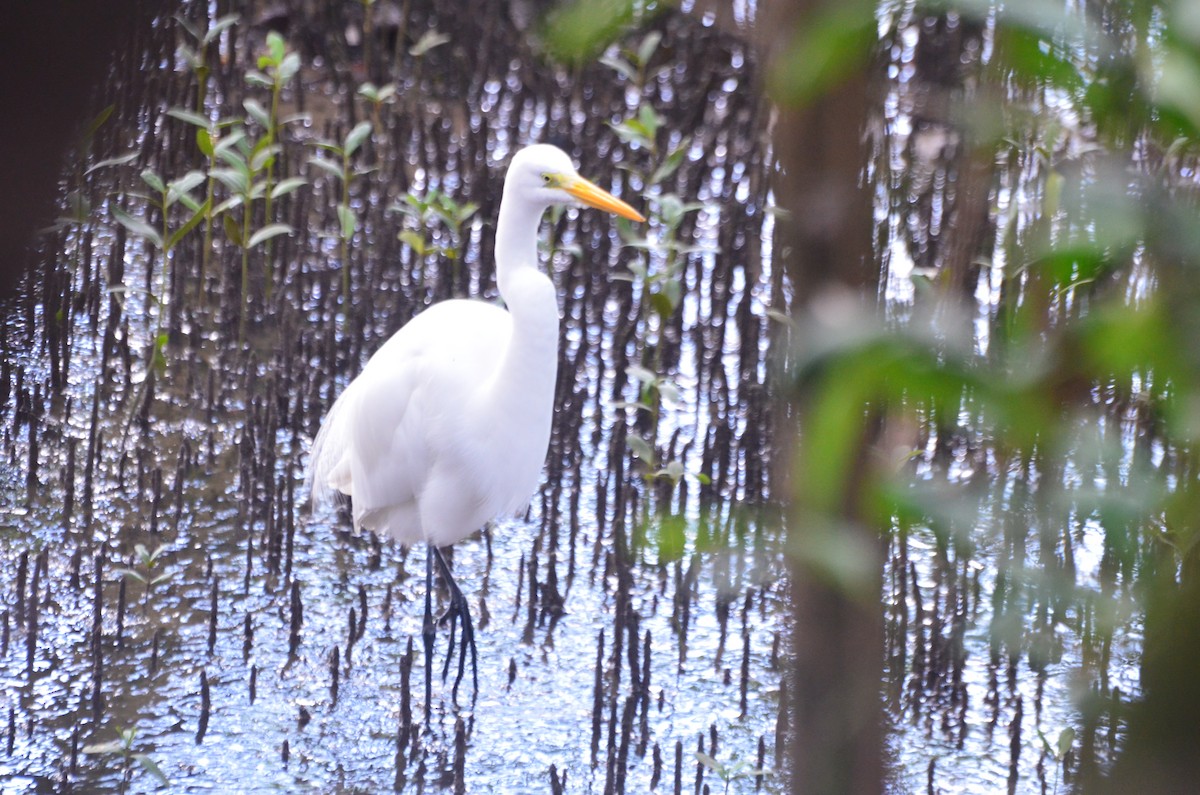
779, 0, 1200, 785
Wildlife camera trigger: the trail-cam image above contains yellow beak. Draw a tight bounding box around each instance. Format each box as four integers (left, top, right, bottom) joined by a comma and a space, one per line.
563, 175, 646, 222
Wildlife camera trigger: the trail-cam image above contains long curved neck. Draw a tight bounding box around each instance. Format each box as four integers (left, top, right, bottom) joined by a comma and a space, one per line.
495, 188, 543, 300
490, 184, 560, 405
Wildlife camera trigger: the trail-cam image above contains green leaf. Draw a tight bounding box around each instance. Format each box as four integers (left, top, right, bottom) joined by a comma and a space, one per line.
213, 130, 247, 160
178, 41, 202, 69
112, 206, 164, 249
213, 195, 244, 215
167, 107, 211, 128
542, 0, 638, 65
655, 512, 686, 561
627, 434, 654, 462
249, 142, 281, 173
203, 13, 240, 45
661, 277, 682, 310
82, 740, 126, 755
768, 0, 877, 107
599, 55, 637, 82
247, 222, 293, 248
694, 751, 721, 773
85, 150, 139, 174
243, 98, 271, 129
611, 120, 653, 150
358, 81, 397, 103
307, 156, 344, 180
1056, 727, 1076, 759
112, 568, 147, 584
266, 31, 286, 63
278, 51, 301, 83
84, 104, 116, 139
636, 31, 662, 69
152, 332, 169, 373
167, 170, 207, 207
215, 145, 250, 173
196, 127, 214, 158
626, 364, 657, 385
223, 213, 243, 246
140, 169, 166, 195
344, 120, 373, 157
135, 754, 169, 786
637, 104, 662, 140
410, 29, 451, 57
278, 111, 311, 126
650, 291, 676, 321
167, 197, 212, 250
659, 460, 685, 482
271, 176, 308, 199
649, 140, 691, 186
399, 230, 428, 256
337, 203, 358, 240
170, 187, 203, 217
657, 379, 681, 406
245, 69, 272, 88
210, 167, 249, 196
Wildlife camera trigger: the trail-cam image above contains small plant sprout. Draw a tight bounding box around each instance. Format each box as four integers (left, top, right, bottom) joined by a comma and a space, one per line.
600, 30, 663, 91
1038, 726, 1076, 794
111, 165, 212, 366
114, 544, 173, 600
609, 106, 692, 188
391, 189, 479, 296
408, 28, 451, 89
694, 749, 766, 795
614, 193, 705, 469
166, 107, 246, 301
83, 725, 169, 791
357, 81, 397, 133
309, 120, 375, 302
175, 12, 240, 113
244, 30, 307, 302
210, 122, 302, 339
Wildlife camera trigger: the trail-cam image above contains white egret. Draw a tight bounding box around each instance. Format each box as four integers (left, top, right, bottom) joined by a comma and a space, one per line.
307, 144, 644, 714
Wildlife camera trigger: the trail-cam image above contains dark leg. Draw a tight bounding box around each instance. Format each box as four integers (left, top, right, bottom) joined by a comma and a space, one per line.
432, 546, 479, 703
422, 544, 435, 722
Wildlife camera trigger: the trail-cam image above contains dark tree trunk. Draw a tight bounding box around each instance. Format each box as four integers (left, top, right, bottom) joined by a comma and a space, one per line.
757, 1, 883, 793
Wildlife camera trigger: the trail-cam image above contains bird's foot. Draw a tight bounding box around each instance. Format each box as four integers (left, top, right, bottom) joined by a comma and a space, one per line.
432, 546, 479, 706
437, 589, 478, 703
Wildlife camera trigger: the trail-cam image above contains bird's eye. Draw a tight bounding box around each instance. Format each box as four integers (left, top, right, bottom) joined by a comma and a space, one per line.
542, 174, 552, 184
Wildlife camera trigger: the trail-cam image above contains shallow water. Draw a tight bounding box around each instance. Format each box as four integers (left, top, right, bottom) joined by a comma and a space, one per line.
0, 2, 1148, 793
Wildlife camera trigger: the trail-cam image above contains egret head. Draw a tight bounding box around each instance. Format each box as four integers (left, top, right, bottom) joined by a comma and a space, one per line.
506, 144, 645, 222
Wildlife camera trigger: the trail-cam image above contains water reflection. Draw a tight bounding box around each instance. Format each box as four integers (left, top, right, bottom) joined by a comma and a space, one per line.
0, 3, 780, 793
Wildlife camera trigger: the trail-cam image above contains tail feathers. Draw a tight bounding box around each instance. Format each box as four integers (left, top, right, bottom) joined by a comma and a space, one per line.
307, 386, 356, 510
353, 502, 421, 546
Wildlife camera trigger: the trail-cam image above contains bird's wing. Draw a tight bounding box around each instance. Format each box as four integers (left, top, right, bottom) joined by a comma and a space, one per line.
307, 300, 512, 544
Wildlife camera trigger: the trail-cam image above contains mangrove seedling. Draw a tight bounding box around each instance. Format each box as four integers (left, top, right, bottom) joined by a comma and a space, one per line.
83, 725, 169, 791
175, 12, 240, 114
245, 30, 303, 233
391, 188, 479, 297
210, 124, 302, 340
113, 543, 173, 602
308, 120, 375, 302
357, 81, 397, 133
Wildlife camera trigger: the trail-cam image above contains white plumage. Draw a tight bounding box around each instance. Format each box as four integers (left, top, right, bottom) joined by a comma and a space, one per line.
308, 144, 644, 552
